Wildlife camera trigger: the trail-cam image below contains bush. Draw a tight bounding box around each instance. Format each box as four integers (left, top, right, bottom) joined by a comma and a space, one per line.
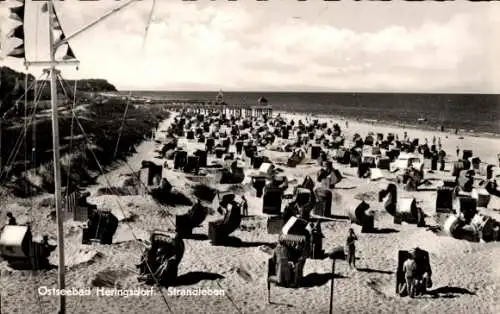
0, 76, 170, 195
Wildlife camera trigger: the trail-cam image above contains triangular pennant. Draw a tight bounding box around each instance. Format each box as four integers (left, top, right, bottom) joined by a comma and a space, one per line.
41, 3, 48, 13
9, 4, 25, 23
63, 45, 77, 60
55, 32, 66, 46
7, 43, 25, 59
7, 24, 24, 41
53, 29, 63, 42
50, 5, 62, 31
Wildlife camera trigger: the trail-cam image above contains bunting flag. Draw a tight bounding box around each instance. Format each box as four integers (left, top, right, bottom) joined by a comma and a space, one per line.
49, 5, 62, 31
49, 3, 78, 61
41, 3, 48, 13
9, 4, 25, 23
7, 24, 24, 41
7, 43, 25, 59
63, 46, 76, 60
6, 0, 26, 59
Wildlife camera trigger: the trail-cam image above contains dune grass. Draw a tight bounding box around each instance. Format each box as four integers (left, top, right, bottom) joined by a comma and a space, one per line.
0, 98, 170, 195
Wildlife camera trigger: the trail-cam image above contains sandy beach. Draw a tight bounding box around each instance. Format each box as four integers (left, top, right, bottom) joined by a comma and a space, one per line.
1, 109, 499, 314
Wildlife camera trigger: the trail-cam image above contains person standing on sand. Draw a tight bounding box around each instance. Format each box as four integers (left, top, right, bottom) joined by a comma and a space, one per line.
346, 228, 358, 270
6, 212, 16, 225
402, 253, 417, 298
456, 146, 460, 158
241, 195, 248, 216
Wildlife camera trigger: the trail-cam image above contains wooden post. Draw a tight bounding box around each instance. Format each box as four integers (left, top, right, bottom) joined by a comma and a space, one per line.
0, 117, 2, 174
329, 259, 335, 314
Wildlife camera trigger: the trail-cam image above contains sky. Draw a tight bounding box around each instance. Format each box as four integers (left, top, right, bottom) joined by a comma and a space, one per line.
1, 0, 500, 93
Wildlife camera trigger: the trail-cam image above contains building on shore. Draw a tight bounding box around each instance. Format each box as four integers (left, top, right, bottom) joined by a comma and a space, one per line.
183, 95, 272, 117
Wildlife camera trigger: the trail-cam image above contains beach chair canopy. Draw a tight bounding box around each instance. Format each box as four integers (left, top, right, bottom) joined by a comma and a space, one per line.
0, 225, 31, 258
259, 162, 275, 175
398, 198, 417, 215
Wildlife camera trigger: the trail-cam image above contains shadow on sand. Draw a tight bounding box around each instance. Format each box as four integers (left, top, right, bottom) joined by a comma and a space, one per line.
312, 215, 350, 222
369, 228, 399, 234
356, 267, 394, 275
173, 272, 224, 286
223, 237, 275, 248
183, 233, 209, 241
301, 272, 347, 288
6, 262, 57, 271
426, 286, 476, 298
152, 190, 193, 207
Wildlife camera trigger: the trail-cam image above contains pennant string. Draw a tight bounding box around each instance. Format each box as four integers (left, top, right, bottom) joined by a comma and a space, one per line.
63, 46, 76, 60
50, 3, 71, 58
8, 2, 25, 23
7, 44, 24, 58
50, 4, 63, 31
6, 0, 26, 59
8, 25, 24, 40
55, 33, 65, 46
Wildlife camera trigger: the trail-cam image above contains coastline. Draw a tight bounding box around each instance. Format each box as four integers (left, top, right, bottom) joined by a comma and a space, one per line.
1, 106, 500, 314
277, 110, 500, 140
100, 92, 500, 139
276, 110, 500, 165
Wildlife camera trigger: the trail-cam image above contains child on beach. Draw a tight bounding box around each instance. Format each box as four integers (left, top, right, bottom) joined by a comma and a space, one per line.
346, 228, 358, 270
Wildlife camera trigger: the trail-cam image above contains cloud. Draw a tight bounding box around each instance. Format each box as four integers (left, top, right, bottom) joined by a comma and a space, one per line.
0, 1, 499, 92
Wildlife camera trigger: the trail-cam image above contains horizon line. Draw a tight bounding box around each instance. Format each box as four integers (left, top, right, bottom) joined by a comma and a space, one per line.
117, 89, 500, 95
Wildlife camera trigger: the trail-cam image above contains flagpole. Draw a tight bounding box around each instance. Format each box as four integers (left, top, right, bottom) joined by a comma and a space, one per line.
47, 0, 66, 312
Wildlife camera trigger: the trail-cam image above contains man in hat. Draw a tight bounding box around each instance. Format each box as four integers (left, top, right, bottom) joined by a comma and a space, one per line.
41, 235, 50, 251
40, 235, 55, 262
6, 212, 17, 225
402, 252, 418, 298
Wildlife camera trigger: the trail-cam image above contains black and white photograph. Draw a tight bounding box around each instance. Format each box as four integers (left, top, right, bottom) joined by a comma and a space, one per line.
0, 0, 499, 313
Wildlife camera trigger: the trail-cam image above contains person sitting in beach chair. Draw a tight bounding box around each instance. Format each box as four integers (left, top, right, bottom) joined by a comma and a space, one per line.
137, 231, 184, 286
267, 235, 307, 298
154, 248, 178, 282
6, 212, 17, 226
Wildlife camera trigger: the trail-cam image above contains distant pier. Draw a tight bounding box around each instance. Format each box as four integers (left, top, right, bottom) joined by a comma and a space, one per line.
134, 96, 273, 117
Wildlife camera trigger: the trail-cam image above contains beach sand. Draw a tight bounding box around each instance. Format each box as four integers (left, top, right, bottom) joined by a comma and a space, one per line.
1, 111, 499, 314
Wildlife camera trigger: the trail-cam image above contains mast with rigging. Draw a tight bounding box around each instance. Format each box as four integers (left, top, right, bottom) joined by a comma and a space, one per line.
5, 1, 142, 313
